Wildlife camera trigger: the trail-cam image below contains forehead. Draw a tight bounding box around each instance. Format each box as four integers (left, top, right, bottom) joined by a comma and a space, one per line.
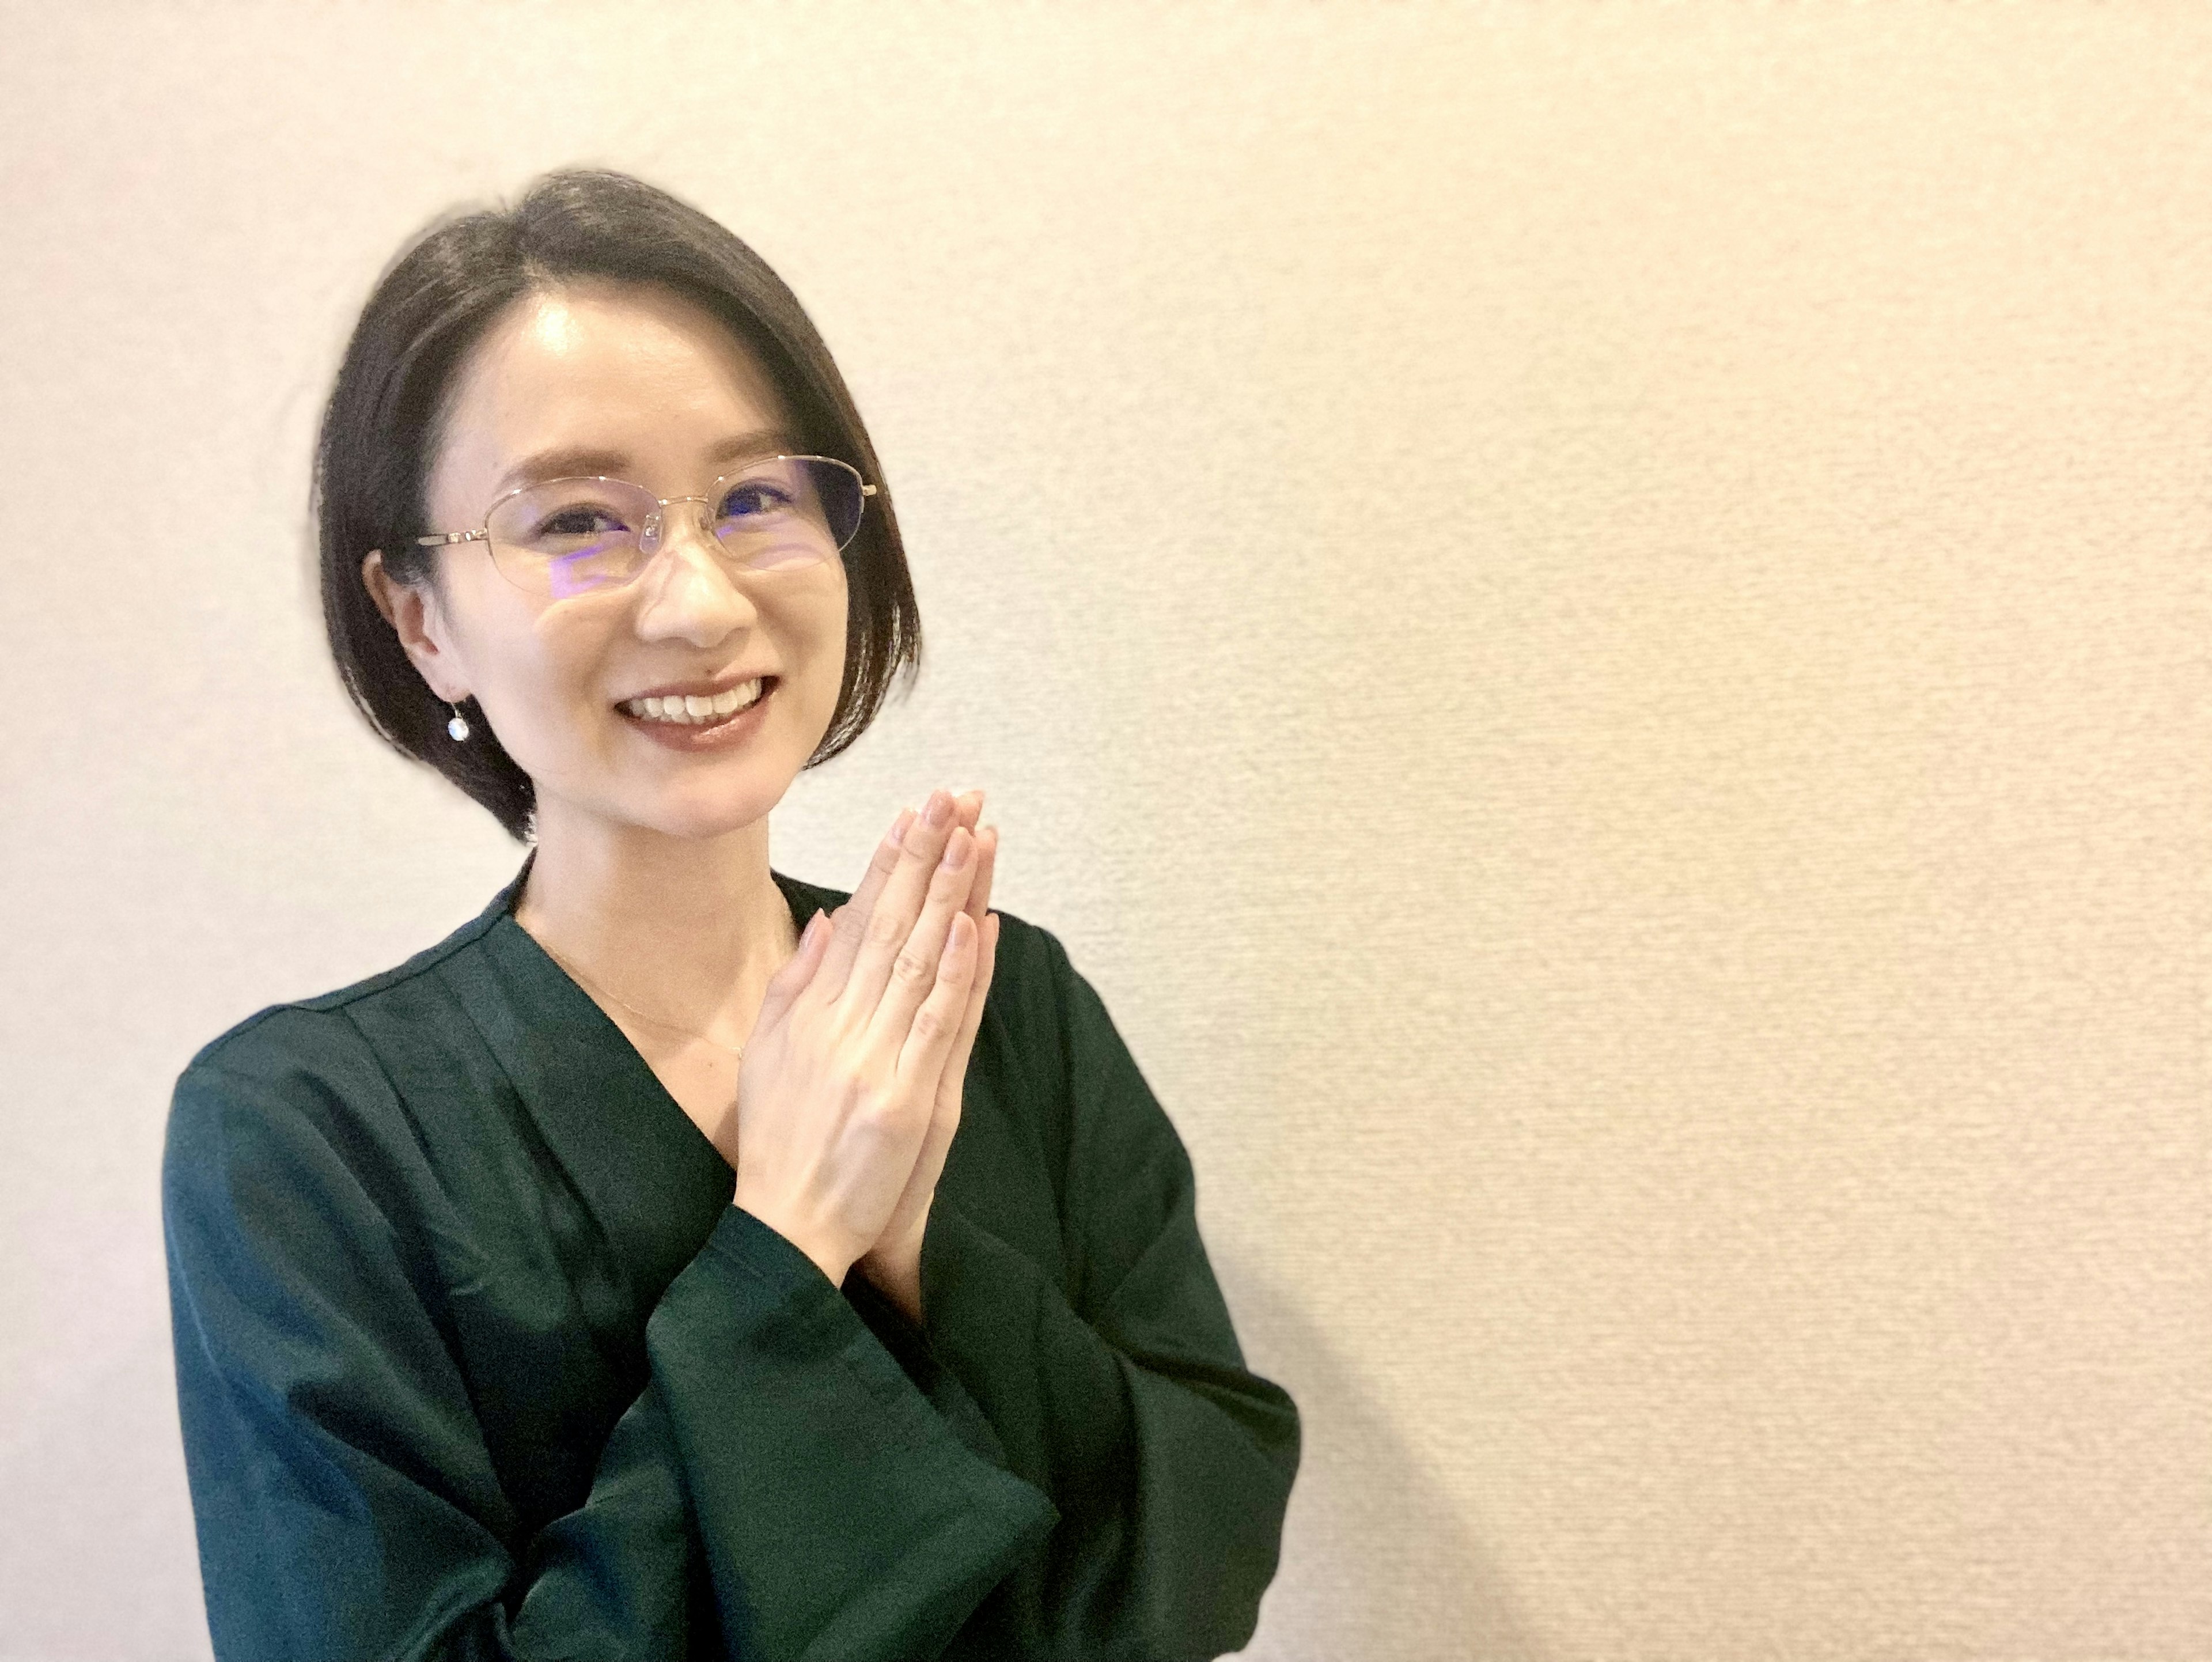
429, 282, 798, 511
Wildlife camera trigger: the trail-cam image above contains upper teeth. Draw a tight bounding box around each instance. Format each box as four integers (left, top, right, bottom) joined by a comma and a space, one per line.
624, 680, 764, 724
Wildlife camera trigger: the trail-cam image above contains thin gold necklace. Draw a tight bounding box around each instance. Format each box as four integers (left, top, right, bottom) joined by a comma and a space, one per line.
539, 941, 746, 1063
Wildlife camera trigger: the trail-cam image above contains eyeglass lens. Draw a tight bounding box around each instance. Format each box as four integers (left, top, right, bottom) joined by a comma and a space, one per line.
484, 457, 866, 599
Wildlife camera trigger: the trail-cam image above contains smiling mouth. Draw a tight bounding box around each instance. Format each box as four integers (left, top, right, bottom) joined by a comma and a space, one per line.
620, 677, 775, 726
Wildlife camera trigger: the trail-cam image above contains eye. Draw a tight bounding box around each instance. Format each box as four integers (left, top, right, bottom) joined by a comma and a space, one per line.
489, 480, 650, 553
531, 502, 635, 541
707, 458, 814, 522
717, 480, 796, 520
481, 478, 655, 597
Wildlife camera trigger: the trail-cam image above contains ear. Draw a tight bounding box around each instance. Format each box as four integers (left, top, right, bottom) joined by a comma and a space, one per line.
363, 549, 470, 705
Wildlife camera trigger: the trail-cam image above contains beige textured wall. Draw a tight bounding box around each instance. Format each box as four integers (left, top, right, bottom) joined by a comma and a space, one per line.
2, 5, 2206, 1659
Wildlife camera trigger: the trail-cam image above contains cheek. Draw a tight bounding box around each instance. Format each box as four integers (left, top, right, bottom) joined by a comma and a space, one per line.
793, 584, 851, 717
452, 590, 613, 761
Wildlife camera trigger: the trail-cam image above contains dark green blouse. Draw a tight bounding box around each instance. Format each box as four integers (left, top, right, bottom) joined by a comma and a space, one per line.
162, 866, 1298, 1661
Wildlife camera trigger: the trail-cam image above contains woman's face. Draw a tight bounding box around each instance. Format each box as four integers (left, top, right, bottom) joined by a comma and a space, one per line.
392, 281, 850, 843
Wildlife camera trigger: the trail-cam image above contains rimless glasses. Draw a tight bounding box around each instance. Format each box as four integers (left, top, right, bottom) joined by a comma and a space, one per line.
416, 454, 876, 600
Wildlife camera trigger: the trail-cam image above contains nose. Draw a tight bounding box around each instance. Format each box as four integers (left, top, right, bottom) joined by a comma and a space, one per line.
631, 498, 756, 648
638, 495, 726, 560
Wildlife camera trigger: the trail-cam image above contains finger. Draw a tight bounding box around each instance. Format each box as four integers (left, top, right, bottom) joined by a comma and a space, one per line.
840, 789, 971, 1020
753, 908, 834, 1035
965, 824, 998, 927
900, 1062, 967, 1218
908, 932, 982, 1187
934, 910, 999, 1111
855, 808, 921, 922
812, 806, 917, 1001
951, 798, 990, 926
865, 824, 980, 1059
894, 910, 978, 1092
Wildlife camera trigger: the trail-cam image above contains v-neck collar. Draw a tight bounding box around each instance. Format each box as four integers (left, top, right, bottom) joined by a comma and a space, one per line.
459, 855, 847, 1312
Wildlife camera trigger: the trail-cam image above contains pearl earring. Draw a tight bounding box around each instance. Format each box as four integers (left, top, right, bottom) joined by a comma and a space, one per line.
446, 702, 471, 742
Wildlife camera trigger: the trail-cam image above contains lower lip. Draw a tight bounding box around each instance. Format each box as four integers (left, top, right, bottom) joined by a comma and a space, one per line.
619, 680, 777, 752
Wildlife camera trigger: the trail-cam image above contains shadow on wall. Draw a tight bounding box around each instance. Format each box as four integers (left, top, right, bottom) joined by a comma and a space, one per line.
0, 1323, 212, 1662
1221, 1254, 1544, 1662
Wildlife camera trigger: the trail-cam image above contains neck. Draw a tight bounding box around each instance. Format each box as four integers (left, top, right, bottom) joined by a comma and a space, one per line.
513, 799, 797, 1042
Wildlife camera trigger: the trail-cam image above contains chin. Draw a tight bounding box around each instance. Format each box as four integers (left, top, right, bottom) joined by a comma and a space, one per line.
622, 770, 797, 841
523, 703, 830, 845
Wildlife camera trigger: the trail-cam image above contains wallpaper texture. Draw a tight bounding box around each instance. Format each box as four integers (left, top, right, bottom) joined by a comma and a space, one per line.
1, 5, 2205, 1659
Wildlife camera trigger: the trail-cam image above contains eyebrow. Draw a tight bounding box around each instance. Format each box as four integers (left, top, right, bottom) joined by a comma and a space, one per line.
493, 430, 802, 496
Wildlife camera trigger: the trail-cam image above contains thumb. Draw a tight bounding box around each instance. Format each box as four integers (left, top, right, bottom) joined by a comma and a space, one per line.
755, 908, 833, 1035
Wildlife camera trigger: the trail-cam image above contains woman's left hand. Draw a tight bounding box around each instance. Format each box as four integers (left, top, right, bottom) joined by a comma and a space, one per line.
852, 790, 999, 1324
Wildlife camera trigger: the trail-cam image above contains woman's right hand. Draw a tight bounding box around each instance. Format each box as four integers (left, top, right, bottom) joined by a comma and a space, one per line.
728, 789, 983, 1286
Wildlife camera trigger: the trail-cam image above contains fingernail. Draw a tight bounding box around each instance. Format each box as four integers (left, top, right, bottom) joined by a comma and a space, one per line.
940, 828, 971, 870
889, 807, 915, 847
925, 790, 953, 828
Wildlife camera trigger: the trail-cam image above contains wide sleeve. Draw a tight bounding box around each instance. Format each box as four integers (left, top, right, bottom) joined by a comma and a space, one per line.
915, 926, 1302, 1659
164, 1033, 1054, 1662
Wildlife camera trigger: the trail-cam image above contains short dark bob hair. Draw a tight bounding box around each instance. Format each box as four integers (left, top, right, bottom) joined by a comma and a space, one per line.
316, 169, 922, 841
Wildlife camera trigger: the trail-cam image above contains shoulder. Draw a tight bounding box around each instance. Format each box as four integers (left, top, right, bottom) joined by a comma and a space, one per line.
165, 884, 520, 1212
184, 888, 511, 1080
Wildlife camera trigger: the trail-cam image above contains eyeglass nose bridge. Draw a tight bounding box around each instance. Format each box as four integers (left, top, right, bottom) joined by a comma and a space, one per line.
635, 494, 717, 559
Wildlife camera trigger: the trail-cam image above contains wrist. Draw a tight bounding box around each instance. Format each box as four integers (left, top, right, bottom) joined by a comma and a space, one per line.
857, 1242, 925, 1326
732, 1200, 857, 1288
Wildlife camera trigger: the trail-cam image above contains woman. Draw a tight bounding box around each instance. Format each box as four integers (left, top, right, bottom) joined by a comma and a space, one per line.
161, 170, 1298, 1661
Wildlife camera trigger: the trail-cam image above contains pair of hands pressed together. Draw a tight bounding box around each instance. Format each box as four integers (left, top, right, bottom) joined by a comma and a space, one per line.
726, 788, 999, 1324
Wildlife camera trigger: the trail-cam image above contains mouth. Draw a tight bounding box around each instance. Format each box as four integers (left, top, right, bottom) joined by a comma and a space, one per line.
615, 675, 781, 752
619, 676, 775, 728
